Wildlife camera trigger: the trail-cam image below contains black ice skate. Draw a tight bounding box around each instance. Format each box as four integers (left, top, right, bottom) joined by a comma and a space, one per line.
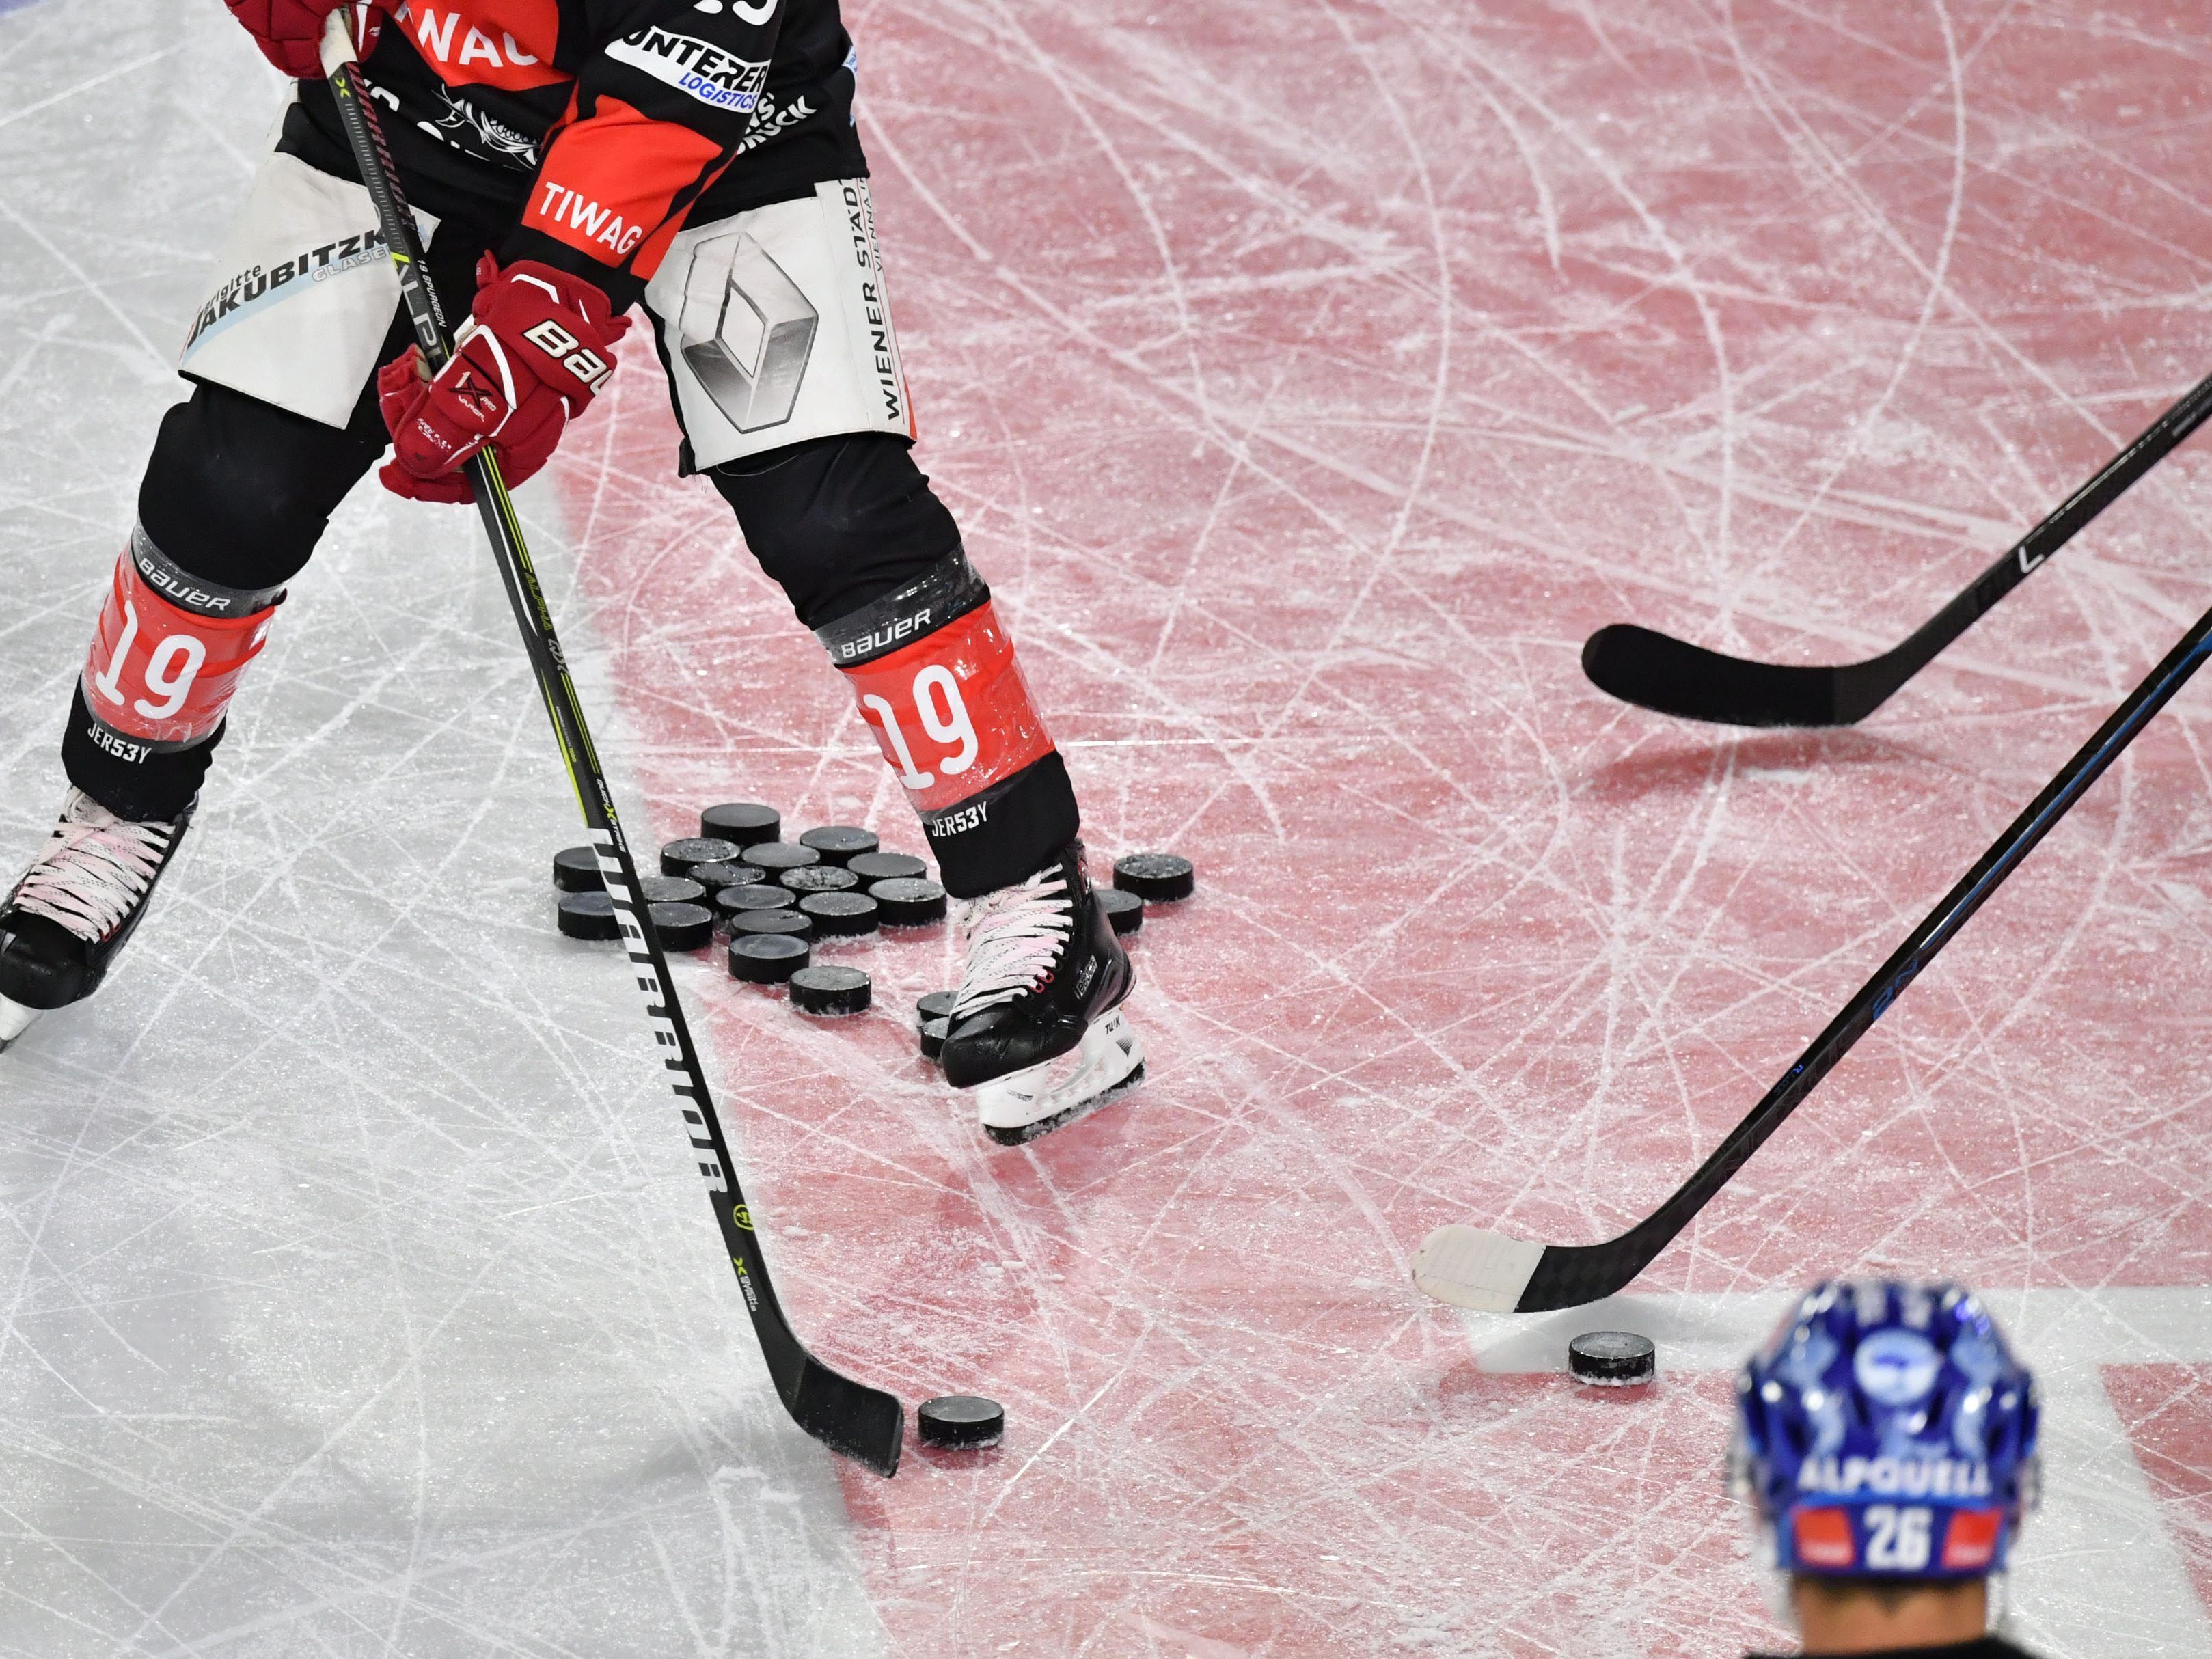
941, 840, 1143, 1144
0, 789, 195, 1051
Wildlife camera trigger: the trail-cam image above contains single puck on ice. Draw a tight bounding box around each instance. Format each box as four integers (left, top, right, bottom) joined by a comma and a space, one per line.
781, 864, 860, 895
557, 890, 619, 940
733, 908, 813, 940
553, 846, 602, 892
687, 861, 759, 893
714, 883, 797, 918
1096, 888, 1144, 935
662, 836, 745, 879
1113, 852, 1195, 903
849, 851, 927, 883
729, 933, 810, 983
700, 802, 780, 847
799, 825, 880, 866
800, 891, 879, 937
871, 877, 946, 927
746, 841, 821, 875
790, 965, 871, 1016
648, 902, 714, 951
917, 1395, 1004, 1449
640, 875, 705, 906
918, 1019, 948, 1061
1567, 1331, 1656, 1387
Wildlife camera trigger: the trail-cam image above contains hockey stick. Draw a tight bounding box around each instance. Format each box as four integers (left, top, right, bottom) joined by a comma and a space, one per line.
318, 14, 903, 1475
1582, 371, 2212, 726
1416, 584, 2212, 1313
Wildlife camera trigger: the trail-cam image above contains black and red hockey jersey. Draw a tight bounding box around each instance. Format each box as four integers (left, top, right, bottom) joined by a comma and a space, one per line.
288, 0, 864, 307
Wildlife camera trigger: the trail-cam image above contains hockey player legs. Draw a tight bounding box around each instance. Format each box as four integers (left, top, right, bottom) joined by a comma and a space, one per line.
0, 219, 489, 1046
1, 0, 1146, 1151
660, 181, 1146, 1146
712, 441, 1145, 1144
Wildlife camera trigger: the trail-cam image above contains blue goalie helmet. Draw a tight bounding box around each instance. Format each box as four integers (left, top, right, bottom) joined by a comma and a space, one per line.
1734, 1279, 2039, 1580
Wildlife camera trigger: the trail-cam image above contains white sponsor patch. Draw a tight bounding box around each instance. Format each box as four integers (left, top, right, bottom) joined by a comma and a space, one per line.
605, 26, 769, 112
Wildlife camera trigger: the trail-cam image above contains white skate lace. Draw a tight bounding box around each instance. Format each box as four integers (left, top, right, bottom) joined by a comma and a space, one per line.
12, 789, 174, 944
951, 864, 1075, 1019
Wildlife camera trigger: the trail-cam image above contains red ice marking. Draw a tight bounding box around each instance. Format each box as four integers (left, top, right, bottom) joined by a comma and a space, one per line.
555, 0, 2212, 1649
2105, 1366, 2212, 1607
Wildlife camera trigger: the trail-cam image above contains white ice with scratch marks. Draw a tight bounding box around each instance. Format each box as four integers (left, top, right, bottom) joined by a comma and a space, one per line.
0, 8, 882, 1653
14, 0, 2212, 1654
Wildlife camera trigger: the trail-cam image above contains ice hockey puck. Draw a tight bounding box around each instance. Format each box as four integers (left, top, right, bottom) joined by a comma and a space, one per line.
800, 891, 878, 937
728, 933, 810, 983
790, 965, 871, 1016
714, 883, 797, 918
687, 861, 759, 893
917, 1394, 1004, 1449
557, 890, 619, 940
1113, 852, 1195, 903
916, 991, 959, 1062
746, 841, 821, 875
849, 851, 927, 883
552, 846, 603, 892
1567, 1331, 1656, 1387
870, 877, 946, 927
662, 836, 744, 879
1096, 887, 1144, 935
640, 875, 705, 906
798, 825, 879, 866
700, 802, 780, 848
781, 864, 860, 895
649, 901, 714, 951
733, 908, 813, 940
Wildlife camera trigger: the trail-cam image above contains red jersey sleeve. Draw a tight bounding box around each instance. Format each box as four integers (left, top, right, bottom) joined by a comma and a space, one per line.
502, 5, 789, 305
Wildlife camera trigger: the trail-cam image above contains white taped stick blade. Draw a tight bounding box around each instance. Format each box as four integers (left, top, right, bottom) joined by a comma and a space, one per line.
1411, 1226, 1546, 1311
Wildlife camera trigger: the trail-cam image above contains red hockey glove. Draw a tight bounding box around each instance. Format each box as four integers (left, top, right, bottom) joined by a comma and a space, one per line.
224, 0, 396, 79
377, 256, 631, 505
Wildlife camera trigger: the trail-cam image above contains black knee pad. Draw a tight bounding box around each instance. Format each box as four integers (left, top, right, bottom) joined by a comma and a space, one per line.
137, 381, 390, 593
709, 433, 962, 631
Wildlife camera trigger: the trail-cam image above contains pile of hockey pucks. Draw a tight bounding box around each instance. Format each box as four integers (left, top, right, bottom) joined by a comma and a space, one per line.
552, 847, 719, 951
547, 800, 955, 1024
909, 849, 1197, 1065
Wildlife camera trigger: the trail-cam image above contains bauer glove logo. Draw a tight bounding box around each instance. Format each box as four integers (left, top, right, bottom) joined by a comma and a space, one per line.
524, 319, 614, 392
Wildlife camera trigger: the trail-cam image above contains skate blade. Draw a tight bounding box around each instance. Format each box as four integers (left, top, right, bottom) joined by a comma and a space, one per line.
979, 1008, 1145, 1147
0, 994, 39, 1054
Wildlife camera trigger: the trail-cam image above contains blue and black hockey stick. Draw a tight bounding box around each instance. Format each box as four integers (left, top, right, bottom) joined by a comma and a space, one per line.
318, 12, 903, 1475
1583, 371, 2212, 726
1418, 575, 2212, 1311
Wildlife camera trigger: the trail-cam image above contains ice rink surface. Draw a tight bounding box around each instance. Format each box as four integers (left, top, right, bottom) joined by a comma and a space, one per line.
6, 0, 2212, 1652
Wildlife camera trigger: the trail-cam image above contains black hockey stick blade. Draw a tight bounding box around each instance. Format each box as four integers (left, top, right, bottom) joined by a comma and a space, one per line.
322, 14, 904, 1476
769, 1332, 907, 1476
1581, 623, 1859, 727
1425, 576, 2212, 1313
1583, 369, 2212, 728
